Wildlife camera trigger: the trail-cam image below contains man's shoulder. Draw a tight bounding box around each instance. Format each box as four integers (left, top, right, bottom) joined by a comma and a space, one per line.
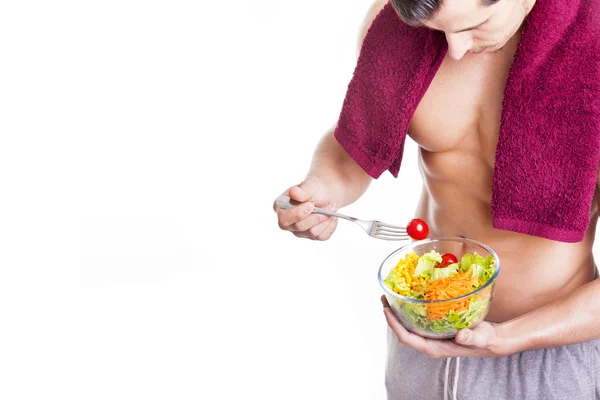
357, 1, 392, 51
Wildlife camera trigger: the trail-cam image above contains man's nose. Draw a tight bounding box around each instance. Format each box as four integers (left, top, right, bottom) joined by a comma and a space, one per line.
445, 32, 473, 60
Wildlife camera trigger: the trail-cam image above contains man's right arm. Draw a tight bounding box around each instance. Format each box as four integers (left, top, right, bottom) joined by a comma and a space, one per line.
273, 0, 387, 240
308, 0, 389, 207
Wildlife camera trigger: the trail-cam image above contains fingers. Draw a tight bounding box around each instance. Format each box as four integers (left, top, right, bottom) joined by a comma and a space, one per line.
288, 178, 320, 203
292, 213, 330, 232
295, 214, 338, 241
274, 177, 338, 240
277, 201, 315, 230
454, 323, 495, 350
291, 203, 337, 240
455, 329, 476, 346
316, 218, 338, 241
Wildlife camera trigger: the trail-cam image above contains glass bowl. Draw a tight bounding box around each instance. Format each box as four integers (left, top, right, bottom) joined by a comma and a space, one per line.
378, 237, 500, 339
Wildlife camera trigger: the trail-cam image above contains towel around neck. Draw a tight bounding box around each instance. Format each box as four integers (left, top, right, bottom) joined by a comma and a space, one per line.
333, 0, 600, 243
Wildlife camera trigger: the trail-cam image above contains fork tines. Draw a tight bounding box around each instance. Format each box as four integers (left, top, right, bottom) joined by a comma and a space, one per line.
373, 222, 408, 239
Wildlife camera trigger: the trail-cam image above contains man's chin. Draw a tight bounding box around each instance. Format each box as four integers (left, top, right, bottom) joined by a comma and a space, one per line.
470, 43, 507, 54
490, 43, 509, 53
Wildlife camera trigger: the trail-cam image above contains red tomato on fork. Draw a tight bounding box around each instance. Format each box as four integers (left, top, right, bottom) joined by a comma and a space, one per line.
406, 218, 429, 240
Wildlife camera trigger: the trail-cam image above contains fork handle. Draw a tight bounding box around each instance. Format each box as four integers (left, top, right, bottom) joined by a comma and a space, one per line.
276, 195, 355, 221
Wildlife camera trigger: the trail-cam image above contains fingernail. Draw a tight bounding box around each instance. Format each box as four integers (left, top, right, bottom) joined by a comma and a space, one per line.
303, 203, 314, 213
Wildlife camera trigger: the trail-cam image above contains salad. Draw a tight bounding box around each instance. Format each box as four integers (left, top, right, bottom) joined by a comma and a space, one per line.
383, 250, 496, 335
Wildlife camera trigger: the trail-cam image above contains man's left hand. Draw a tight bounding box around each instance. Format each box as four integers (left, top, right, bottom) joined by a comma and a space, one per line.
382, 295, 513, 358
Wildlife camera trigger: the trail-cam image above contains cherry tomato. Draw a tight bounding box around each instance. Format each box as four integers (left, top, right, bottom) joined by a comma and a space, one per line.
406, 218, 429, 240
438, 253, 458, 268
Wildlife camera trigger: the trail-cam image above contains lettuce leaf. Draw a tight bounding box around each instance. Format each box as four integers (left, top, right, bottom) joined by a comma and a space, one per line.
400, 302, 429, 330
451, 298, 489, 329
383, 268, 407, 293
460, 253, 496, 283
414, 251, 442, 276
430, 318, 454, 334
431, 263, 459, 281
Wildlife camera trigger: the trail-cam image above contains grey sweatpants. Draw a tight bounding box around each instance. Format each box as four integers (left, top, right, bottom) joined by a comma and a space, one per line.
386, 269, 600, 400
386, 330, 599, 400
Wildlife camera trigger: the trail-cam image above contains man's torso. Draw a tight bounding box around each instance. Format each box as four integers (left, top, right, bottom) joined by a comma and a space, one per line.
407, 32, 599, 322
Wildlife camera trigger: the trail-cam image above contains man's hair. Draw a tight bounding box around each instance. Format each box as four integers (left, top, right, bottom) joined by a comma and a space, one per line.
390, 0, 501, 26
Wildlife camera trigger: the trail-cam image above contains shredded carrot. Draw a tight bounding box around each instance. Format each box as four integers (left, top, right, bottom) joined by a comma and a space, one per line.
424, 271, 477, 320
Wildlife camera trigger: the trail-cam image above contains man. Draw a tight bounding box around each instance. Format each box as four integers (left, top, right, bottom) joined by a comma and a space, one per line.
273, 0, 600, 398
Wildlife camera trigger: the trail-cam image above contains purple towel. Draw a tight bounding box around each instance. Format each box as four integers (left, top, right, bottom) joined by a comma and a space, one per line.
334, 0, 600, 243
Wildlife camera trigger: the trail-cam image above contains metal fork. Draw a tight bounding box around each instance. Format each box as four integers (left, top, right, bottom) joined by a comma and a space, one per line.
276, 195, 409, 241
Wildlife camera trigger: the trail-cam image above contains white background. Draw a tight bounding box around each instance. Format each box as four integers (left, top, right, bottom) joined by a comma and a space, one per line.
2, 1, 597, 399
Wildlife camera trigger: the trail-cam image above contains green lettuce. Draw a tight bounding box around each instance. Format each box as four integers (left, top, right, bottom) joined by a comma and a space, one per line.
400, 302, 429, 330
431, 263, 459, 281
414, 251, 442, 276
460, 253, 496, 284
383, 268, 407, 293
430, 318, 455, 334
452, 298, 489, 329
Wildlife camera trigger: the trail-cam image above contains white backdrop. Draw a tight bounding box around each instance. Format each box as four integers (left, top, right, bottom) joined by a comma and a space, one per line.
2, 1, 597, 399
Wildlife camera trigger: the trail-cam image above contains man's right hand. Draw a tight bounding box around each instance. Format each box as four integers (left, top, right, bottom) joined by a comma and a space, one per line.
273, 177, 339, 241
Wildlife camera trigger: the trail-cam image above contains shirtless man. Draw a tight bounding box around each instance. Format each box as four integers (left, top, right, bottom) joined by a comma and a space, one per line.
274, 0, 600, 398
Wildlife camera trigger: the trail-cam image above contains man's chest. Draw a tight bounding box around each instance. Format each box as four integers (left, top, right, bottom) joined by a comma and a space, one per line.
408, 47, 517, 157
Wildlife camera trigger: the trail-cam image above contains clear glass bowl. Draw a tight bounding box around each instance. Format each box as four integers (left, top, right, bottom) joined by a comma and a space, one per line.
378, 237, 501, 339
